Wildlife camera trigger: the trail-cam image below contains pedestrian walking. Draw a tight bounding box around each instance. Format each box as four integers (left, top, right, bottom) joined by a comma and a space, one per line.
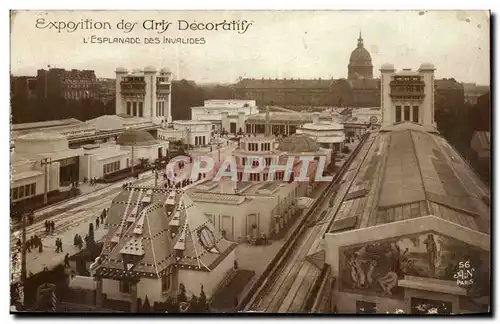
74, 234, 79, 246
38, 238, 43, 253
44, 220, 49, 233
55, 239, 60, 253
50, 221, 55, 234
77, 236, 83, 250
100, 212, 104, 224
25, 242, 31, 253
96, 217, 100, 229
64, 253, 70, 268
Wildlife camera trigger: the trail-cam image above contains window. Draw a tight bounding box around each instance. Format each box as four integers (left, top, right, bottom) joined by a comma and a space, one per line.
395, 106, 402, 122
127, 102, 131, 115
242, 157, 247, 165
19, 186, 25, 198
12, 188, 18, 200
412, 106, 419, 123
132, 102, 137, 116
265, 158, 272, 166
356, 301, 377, 314
404, 106, 410, 121
161, 274, 171, 292
103, 161, 121, 175
119, 281, 131, 294
139, 102, 143, 117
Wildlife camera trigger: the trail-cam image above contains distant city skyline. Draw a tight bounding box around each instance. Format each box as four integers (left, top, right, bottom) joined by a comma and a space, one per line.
11, 10, 490, 85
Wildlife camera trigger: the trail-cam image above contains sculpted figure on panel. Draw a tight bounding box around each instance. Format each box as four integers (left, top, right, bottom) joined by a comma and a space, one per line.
339, 232, 489, 298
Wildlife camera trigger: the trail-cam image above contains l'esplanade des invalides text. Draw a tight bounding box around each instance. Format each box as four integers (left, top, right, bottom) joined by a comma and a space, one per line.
35, 18, 254, 34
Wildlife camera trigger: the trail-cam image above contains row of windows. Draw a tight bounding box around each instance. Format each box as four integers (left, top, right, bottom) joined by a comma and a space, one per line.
236, 171, 287, 181
64, 83, 95, 89
194, 136, 206, 146
395, 105, 419, 123
123, 77, 145, 82
391, 85, 424, 93
391, 96, 423, 101
11, 183, 37, 201
103, 161, 121, 175
156, 101, 165, 116
394, 76, 422, 82
241, 157, 273, 167
126, 102, 144, 117
64, 90, 94, 100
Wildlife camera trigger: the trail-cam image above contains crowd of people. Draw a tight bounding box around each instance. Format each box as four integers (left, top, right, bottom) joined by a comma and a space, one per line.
44, 220, 55, 234
83, 177, 99, 186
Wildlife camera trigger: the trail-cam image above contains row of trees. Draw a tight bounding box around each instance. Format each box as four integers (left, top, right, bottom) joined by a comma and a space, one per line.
11, 80, 236, 124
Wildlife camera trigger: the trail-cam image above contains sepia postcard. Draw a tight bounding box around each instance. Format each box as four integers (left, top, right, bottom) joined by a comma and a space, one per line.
9, 10, 491, 315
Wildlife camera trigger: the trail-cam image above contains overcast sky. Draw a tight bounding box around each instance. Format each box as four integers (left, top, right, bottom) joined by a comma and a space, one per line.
10, 10, 490, 84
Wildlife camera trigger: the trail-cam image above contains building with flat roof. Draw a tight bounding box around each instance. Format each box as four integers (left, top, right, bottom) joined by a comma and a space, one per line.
186, 179, 300, 241
11, 115, 161, 150
380, 63, 436, 128
11, 132, 83, 204
190, 99, 257, 134
462, 83, 490, 106
158, 120, 212, 147
92, 187, 237, 311
115, 66, 172, 124
36, 68, 101, 101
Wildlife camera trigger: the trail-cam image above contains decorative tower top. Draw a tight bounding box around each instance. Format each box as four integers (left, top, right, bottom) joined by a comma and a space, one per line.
357, 31, 364, 48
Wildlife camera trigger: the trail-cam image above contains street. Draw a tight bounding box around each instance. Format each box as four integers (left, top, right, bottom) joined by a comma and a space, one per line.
12, 142, 238, 276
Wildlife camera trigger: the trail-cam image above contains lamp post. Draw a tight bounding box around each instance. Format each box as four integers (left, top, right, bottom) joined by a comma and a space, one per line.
41, 157, 52, 205
20, 213, 27, 283
217, 131, 221, 162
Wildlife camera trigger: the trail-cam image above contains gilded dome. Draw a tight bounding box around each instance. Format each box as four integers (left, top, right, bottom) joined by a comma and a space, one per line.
277, 135, 320, 153
117, 129, 157, 146
349, 33, 372, 66
349, 47, 372, 65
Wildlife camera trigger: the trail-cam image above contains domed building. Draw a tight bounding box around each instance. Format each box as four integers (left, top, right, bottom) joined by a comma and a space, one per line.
348, 32, 373, 80
117, 129, 168, 165
277, 134, 321, 153
116, 129, 158, 146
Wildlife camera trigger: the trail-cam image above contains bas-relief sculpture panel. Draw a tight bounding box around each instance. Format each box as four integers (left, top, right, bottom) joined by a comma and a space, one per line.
339, 232, 490, 299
